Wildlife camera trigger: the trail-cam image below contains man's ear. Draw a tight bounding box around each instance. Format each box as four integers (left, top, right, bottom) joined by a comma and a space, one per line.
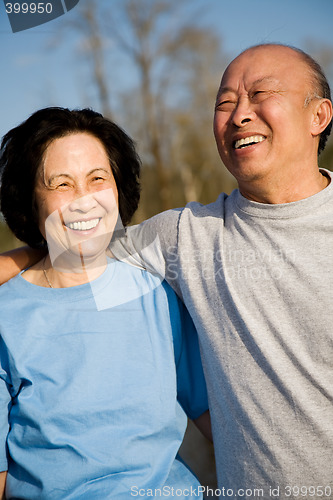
311, 98, 333, 137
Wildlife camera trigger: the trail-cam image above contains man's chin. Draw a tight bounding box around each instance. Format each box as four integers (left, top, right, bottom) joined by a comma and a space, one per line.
227, 159, 271, 181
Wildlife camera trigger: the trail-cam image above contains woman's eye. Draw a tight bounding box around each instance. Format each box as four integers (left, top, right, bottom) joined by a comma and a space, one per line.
52, 181, 73, 190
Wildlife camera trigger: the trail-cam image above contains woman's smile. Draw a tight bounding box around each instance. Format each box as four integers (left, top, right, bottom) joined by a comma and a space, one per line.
65, 218, 101, 232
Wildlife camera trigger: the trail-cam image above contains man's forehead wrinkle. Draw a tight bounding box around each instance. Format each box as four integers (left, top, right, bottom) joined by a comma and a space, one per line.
251, 76, 280, 86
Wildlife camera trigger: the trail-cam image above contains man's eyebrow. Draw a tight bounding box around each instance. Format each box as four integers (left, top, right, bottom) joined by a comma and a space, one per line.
217, 86, 235, 97
217, 76, 279, 97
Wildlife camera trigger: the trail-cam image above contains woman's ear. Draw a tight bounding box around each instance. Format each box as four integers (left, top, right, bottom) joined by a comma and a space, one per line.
311, 98, 333, 137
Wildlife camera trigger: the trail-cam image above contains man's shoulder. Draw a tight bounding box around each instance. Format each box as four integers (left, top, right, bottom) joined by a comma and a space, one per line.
180, 191, 233, 220
126, 191, 234, 234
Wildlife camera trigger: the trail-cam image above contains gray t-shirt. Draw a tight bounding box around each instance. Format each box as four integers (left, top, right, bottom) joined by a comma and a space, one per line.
112, 170, 333, 499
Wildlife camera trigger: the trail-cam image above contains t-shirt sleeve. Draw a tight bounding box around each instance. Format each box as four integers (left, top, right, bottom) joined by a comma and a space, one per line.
0, 341, 11, 472
164, 284, 209, 420
110, 209, 181, 279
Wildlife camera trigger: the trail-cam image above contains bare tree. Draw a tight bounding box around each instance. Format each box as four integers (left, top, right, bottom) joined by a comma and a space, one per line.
67, 0, 232, 216
66, 0, 113, 118
165, 26, 235, 205
103, 0, 189, 212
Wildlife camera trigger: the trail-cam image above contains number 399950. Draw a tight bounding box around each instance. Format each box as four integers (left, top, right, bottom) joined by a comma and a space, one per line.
5, 2, 53, 14
284, 485, 332, 497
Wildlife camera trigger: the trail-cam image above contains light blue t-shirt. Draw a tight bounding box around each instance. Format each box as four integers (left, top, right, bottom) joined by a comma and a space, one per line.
0, 259, 208, 499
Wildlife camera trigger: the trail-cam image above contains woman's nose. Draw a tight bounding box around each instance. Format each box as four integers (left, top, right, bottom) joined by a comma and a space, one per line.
68, 191, 98, 213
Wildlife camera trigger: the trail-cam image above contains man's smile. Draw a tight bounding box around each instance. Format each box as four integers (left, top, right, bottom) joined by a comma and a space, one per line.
233, 135, 266, 149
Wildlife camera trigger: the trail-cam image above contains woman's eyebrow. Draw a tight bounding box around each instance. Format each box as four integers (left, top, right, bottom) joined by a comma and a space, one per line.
47, 173, 72, 184
47, 168, 110, 182
87, 168, 111, 175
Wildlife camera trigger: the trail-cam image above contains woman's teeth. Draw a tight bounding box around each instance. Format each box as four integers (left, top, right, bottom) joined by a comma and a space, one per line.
67, 218, 100, 231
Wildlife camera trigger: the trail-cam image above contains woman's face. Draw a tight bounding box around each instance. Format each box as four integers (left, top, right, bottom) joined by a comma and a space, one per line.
35, 132, 119, 270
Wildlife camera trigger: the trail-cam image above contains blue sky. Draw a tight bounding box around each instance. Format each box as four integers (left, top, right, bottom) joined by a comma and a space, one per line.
1, 0, 333, 141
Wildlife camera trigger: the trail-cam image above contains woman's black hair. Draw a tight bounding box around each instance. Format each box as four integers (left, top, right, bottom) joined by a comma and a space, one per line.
0, 107, 141, 248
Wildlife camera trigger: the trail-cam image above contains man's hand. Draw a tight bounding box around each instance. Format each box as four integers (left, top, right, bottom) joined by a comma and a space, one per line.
0, 246, 45, 285
0, 470, 7, 499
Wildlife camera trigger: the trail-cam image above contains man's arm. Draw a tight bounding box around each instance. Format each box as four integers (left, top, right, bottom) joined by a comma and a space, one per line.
0, 246, 45, 285
111, 209, 181, 277
0, 471, 7, 499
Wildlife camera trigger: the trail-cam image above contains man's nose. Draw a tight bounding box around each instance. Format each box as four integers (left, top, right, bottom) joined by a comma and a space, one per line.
231, 96, 255, 127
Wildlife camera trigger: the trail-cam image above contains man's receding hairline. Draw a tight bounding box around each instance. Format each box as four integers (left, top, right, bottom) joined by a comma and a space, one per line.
242, 44, 312, 70
217, 44, 312, 101
229, 43, 321, 98
240, 42, 309, 60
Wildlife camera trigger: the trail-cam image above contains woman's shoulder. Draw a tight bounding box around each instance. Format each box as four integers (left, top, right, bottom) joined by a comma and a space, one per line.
0, 270, 49, 306
0, 272, 23, 293
113, 259, 164, 290
0, 273, 27, 316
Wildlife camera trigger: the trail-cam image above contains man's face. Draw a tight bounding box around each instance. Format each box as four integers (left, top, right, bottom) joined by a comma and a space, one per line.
213, 46, 318, 188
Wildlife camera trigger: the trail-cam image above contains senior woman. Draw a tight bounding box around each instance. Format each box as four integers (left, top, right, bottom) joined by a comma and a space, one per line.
0, 107, 211, 499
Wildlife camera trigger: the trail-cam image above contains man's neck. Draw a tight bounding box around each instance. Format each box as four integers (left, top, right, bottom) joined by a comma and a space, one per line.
238, 168, 330, 204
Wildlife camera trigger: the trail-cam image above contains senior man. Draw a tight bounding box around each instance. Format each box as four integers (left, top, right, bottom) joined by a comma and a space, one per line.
1, 44, 333, 498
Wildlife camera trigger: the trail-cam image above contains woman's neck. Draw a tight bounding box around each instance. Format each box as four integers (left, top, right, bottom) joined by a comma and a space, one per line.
23, 252, 108, 288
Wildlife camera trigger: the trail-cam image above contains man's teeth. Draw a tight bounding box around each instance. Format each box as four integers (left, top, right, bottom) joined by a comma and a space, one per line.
234, 135, 265, 149
67, 218, 100, 231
